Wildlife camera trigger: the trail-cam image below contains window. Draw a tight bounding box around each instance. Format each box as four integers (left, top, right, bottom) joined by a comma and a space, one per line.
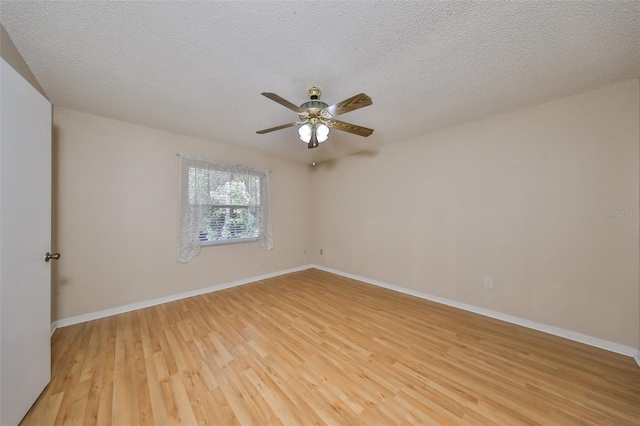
192, 167, 260, 245
178, 154, 272, 262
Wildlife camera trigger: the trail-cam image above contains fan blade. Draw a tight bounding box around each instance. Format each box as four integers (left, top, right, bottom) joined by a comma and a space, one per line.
261, 92, 302, 113
332, 120, 374, 137
256, 122, 298, 134
326, 93, 372, 117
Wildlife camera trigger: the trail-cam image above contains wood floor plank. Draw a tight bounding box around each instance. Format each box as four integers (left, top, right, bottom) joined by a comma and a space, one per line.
21, 269, 640, 425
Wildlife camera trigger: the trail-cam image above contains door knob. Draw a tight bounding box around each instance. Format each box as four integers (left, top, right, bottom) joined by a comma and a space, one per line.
44, 252, 60, 262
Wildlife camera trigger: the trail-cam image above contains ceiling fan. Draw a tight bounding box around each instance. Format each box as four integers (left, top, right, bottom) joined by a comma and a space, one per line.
256, 87, 373, 149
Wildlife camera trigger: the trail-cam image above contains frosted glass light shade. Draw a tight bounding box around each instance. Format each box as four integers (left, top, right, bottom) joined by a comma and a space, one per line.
298, 123, 312, 143
316, 124, 329, 142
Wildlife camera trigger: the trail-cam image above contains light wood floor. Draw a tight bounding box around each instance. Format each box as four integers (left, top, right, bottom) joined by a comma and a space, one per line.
22, 269, 640, 425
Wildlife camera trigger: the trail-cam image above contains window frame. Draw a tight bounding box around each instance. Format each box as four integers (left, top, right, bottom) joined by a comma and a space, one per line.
189, 165, 263, 247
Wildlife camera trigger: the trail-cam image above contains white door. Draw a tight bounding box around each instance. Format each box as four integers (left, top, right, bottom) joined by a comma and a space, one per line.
0, 58, 52, 425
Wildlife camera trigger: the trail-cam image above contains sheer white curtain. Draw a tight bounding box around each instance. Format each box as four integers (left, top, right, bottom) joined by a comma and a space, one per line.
177, 154, 272, 263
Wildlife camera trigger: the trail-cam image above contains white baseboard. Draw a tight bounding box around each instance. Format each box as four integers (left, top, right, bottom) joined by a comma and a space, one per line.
311, 264, 640, 360
50, 264, 315, 333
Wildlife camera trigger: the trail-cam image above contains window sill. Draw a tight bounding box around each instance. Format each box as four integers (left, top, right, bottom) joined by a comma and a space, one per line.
200, 237, 258, 247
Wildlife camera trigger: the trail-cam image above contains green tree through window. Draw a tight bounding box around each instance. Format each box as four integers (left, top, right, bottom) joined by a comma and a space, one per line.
201, 180, 259, 241
188, 167, 261, 244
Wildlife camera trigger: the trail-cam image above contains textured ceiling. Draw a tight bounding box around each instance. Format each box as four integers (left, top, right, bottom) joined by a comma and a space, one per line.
1, 1, 639, 164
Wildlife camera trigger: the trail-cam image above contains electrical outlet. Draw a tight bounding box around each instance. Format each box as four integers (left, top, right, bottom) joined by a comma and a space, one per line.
484, 277, 494, 289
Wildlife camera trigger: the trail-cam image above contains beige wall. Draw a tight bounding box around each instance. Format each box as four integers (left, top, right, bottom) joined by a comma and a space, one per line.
311, 79, 640, 348
0, 24, 47, 99
52, 108, 311, 321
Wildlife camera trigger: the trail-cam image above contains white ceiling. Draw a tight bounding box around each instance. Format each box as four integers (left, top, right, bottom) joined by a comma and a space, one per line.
1, 1, 639, 164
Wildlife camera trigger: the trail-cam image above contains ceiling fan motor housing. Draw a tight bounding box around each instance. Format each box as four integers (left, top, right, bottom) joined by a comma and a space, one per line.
299, 100, 329, 119
300, 87, 329, 120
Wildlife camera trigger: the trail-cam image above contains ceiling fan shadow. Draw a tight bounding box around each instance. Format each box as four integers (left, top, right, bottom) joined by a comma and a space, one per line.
349, 149, 379, 158
308, 149, 379, 171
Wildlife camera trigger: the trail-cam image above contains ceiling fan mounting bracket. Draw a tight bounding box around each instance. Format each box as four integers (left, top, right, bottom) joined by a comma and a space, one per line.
307, 86, 322, 100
